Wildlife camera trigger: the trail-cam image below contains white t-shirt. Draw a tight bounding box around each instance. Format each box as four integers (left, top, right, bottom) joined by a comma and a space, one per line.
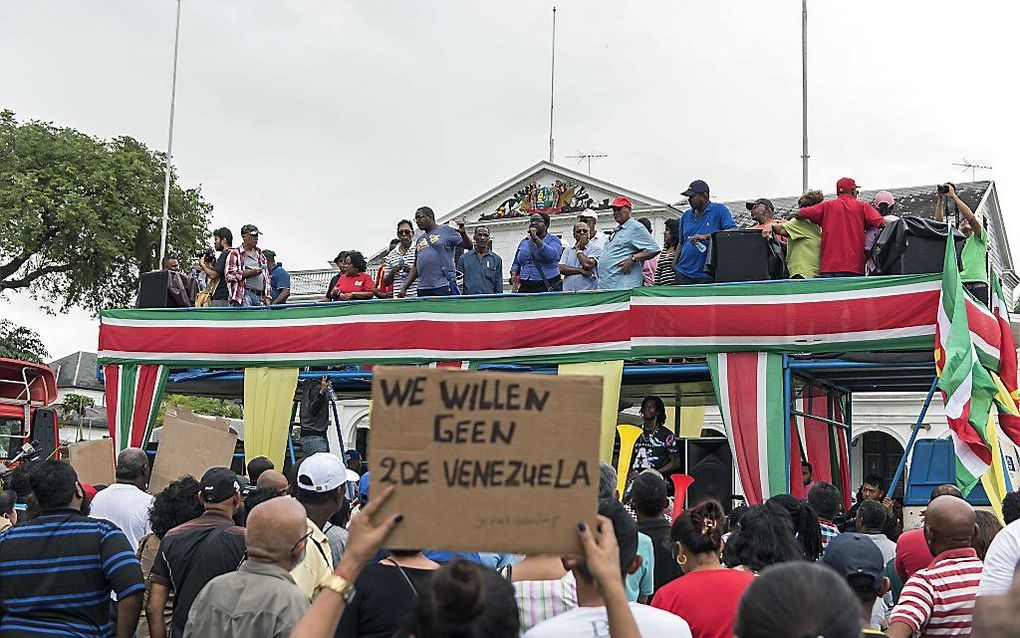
524, 601, 692, 638
978, 518, 1020, 596
88, 483, 155, 550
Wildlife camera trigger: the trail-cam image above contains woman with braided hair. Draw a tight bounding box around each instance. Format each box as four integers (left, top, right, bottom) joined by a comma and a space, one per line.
651, 500, 755, 638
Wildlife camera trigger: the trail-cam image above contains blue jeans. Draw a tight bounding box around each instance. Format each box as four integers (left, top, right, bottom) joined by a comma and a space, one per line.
301, 434, 329, 455
243, 289, 266, 306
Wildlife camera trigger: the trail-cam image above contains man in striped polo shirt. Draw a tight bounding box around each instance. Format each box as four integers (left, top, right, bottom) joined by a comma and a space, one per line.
0, 460, 145, 637
886, 495, 982, 638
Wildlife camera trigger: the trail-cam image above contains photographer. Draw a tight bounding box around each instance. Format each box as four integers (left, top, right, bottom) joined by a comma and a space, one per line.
194, 228, 233, 307
934, 183, 988, 305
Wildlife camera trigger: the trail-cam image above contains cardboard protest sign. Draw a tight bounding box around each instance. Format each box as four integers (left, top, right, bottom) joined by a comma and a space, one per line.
370, 366, 601, 555
149, 416, 238, 494
68, 438, 116, 487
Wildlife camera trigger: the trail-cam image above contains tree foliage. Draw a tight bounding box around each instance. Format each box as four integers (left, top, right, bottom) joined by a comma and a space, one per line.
0, 110, 213, 314
157, 394, 242, 426
0, 319, 49, 363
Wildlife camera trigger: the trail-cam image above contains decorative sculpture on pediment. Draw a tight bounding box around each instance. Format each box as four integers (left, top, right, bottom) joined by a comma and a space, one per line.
482, 179, 597, 220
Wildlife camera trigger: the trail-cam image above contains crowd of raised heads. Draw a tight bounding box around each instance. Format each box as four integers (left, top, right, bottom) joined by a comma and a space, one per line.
173, 177, 990, 308
7, 449, 1020, 638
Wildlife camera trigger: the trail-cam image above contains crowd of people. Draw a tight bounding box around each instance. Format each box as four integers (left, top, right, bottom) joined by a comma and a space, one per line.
5, 435, 1020, 637
158, 178, 985, 308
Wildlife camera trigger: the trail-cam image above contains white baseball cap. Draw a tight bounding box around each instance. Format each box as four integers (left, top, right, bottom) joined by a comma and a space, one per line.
345, 469, 361, 484
297, 453, 346, 493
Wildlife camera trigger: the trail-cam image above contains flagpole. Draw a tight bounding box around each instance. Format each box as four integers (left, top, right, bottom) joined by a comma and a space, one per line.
888, 377, 939, 497
159, 0, 183, 267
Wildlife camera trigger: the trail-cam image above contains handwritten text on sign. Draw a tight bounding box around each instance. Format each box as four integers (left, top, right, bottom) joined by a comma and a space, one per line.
370, 367, 602, 555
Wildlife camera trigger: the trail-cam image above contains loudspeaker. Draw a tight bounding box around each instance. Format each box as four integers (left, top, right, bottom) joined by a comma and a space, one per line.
686, 438, 734, 512
711, 231, 773, 282
30, 408, 59, 461
138, 271, 175, 308
888, 235, 946, 275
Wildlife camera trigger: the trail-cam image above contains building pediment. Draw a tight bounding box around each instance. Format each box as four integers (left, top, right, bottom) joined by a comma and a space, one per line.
438, 160, 669, 225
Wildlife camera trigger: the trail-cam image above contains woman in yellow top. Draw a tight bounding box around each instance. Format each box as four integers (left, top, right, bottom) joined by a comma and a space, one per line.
935, 182, 987, 305
763, 190, 824, 279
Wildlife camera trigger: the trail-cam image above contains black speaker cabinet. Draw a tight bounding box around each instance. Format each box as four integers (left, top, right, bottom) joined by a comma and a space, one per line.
686, 438, 734, 512
711, 230, 773, 283
138, 271, 176, 308
888, 235, 948, 275
31, 407, 59, 461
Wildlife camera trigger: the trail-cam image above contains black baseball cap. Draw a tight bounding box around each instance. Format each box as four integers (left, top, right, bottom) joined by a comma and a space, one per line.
200, 467, 242, 503
745, 198, 775, 212
681, 180, 710, 197
821, 532, 885, 592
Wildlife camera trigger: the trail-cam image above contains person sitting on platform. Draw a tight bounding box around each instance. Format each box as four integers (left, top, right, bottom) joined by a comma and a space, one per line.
934, 183, 988, 305
764, 190, 823, 279
600, 197, 661, 291
675, 180, 736, 284
791, 178, 886, 278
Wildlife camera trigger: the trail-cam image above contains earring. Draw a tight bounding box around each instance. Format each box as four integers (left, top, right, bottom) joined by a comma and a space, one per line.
676, 553, 687, 566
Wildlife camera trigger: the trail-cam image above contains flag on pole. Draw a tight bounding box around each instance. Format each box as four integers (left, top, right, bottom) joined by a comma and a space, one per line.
104, 364, 170, 452
991, 274, 1020, 446
708, 352, 788, 504
935, 233, 998, 496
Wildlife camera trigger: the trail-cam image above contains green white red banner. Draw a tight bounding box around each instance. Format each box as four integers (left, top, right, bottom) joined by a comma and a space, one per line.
104, 363, 170, 452
99, 275, 949, 367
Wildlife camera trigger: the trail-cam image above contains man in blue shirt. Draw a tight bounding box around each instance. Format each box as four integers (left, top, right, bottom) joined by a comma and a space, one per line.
510, 212, 564, 292
399, 206, 473, 297
458, 226, 504, 294
0, 460, 145, 638
598, 196, 660, 290
262, 250, 291, 304
559, 220, 602, 291
675, 180, 737, 283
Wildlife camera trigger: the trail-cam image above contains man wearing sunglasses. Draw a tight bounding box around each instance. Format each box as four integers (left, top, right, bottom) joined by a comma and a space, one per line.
384, 219, 418, 298
560, 220, 602, 291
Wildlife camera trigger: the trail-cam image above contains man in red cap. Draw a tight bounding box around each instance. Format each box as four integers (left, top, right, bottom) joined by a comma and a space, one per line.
599, 196, 660, 290
793, 178, 886, 277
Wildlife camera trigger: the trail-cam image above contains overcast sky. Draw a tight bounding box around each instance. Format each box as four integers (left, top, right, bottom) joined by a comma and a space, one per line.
4, 0, 1020, 360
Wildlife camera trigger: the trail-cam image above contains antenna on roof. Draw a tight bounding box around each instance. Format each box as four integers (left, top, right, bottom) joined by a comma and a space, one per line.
952, 159, 993, 182
566, 151, 608, 175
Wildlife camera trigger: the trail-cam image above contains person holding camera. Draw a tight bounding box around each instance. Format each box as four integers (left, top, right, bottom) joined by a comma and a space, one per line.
934, 183, 988, 305
196, 228, 233, 307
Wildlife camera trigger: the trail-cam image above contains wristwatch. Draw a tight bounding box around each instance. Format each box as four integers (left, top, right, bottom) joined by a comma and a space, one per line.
321, 574, 356, 602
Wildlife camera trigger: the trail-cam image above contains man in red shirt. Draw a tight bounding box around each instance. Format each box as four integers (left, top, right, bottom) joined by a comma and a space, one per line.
794, 177, 886, 277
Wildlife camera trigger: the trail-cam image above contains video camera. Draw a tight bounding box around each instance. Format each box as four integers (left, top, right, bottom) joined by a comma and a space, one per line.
195, 247, 216, 264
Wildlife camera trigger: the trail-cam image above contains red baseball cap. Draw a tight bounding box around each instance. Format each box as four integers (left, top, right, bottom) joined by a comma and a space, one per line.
611, 196, 633, 209
836, 177, 858, 194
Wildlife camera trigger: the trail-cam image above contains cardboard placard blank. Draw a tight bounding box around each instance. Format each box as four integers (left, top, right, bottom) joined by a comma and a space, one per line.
149, 416, 238, 494
68, 438, 116, 487
370, 366, 601, 555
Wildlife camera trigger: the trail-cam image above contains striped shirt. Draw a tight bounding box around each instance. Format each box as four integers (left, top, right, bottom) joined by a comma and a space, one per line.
0, 508, 145, 637
889, 547, 982, 637
513, 572, 577, 633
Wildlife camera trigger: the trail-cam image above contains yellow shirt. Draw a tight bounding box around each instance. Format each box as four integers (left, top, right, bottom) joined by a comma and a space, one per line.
289, 518, 333, 599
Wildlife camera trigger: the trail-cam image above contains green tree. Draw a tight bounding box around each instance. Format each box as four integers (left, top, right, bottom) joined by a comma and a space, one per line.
0, 110, 213, 314
0, 319, 49, 362
61, 392, 97, 441
157, 394, 242, 426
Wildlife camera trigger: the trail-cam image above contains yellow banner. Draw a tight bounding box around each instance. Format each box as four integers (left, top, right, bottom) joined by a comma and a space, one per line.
243, 368, 299, 469
982, 410, 1009, 524
558, 360, 624, 462
679, 405, 706, 438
